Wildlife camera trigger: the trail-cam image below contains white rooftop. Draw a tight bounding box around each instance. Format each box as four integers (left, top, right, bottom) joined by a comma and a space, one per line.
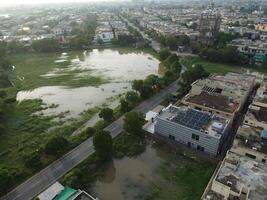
38, 182, 64, 200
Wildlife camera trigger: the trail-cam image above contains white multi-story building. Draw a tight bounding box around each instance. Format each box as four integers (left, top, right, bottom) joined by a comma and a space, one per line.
144, 105, 231, 156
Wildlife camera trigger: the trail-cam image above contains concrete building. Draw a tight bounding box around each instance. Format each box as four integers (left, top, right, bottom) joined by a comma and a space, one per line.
244, 80, 267, 129
94, 26, 114, 43
228, 38, 267, 64
38, 182, 98, 200
143, 105, 231, 156
182, 73, 256, 119
198, 10, 221, 46
231, 124, 267, 164
230, 80, 267, 164
203, 151, 267, 200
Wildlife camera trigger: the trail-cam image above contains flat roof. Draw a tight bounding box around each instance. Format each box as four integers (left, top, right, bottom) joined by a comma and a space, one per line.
157, 105, 229, 138
246, 103, 267, 124
184, 91, 239, 114
253, 80, 267, 105
38, 182, 64, 200
211, 73, 255, 89
235, 124, 267, 154
193, 77, 251, 93
215, 151, 267, 200
54, 187, 77, 200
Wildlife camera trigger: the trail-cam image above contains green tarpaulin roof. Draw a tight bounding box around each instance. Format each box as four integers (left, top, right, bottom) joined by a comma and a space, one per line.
53, 187, 77, 200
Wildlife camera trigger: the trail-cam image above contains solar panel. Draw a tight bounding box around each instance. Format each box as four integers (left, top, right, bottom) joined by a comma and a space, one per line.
172, 108, 211, 131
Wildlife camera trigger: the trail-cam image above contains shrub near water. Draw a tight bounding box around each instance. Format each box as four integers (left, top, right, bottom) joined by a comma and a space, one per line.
45, 136, 69, 157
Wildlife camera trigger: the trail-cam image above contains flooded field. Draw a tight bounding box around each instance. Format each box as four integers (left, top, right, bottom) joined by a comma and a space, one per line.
90, 143, 216, 200
15, 49, 160, 118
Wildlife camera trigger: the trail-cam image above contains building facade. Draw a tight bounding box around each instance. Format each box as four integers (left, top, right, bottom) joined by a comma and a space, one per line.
151, 105, 230, 156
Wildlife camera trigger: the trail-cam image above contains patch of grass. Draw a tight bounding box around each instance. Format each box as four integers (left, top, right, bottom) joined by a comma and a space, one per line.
113, 133, 146, 158
144, 190, 160, 200
0, 99, 62, 169
61, 153, 107, 190
181, 56, 242, 74
156, 153, 216, 200
9, 51, 107, 90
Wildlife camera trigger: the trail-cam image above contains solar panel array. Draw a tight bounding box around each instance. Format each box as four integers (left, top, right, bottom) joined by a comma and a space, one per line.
172, 108, 211, 130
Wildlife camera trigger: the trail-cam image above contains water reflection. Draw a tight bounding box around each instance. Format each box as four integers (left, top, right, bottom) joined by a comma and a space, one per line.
91, 144, 170, 200
17, 49, 160, 118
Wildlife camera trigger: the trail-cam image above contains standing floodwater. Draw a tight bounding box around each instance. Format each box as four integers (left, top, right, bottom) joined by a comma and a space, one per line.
15, 49, 160, 118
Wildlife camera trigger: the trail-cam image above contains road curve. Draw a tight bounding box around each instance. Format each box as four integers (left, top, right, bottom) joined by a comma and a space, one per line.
0, 80, 179, 200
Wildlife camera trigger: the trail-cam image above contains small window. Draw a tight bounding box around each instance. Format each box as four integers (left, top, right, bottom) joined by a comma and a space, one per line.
197, 145, 204, 152
169, 135, 175, 140
245, 153, 256, 160
192, 134, 199, 141
195, 107, 202, 111
262, 159, 266, 163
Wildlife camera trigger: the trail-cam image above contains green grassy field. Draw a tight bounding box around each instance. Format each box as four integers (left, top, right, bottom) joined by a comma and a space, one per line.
180, 56, 242, 74
154, 154, 215, 200
9, 51, 107, 90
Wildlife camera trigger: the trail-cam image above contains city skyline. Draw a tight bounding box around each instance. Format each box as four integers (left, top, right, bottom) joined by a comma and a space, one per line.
0, 0, 124, 6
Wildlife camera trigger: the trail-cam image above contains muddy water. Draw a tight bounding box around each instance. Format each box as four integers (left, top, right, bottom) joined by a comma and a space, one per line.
91, 144, 177, 200
17, 49, 160, 118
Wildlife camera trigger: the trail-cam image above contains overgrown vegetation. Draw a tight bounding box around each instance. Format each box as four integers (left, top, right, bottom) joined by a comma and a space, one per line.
9, 52, 108, 90
180, 56, 242, 74
93, 130, 113, 161
152, 145, 216, 200
62, 132, 146, 190
158, 34, 190, 50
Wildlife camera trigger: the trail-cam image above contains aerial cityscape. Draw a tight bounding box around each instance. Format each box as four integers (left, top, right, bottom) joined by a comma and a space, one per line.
0, 0, 266, 200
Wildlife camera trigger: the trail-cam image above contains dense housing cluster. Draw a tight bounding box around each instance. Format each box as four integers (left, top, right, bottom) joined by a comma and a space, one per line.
144, 72, 267, 200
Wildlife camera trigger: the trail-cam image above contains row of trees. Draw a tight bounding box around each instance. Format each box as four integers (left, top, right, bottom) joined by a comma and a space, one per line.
69, 14, 97, 50
158, 34, 190, 51
199, 46, 248, 65
111, 34, 137, 46
128, 50, 181, 102
93, 110, 145, 161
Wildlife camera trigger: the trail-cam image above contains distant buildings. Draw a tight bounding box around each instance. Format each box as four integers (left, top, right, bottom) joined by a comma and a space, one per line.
198, 10, 221, 46
93, 13, 131, 43
228, 38, 267, 64
38, 182, 98, 200
94, 26, 114, 43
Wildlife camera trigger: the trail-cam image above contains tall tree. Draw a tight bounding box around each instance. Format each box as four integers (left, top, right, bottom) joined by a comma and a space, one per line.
99, 108, 114, 121
45, 136, 69, 157
125, 91, 140, 107
93, 130, 113, 161
123, 111, 145, 136
0, 167, 13, 195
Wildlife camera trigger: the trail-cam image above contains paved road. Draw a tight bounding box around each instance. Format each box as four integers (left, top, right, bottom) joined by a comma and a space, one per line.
0, 80, 179, 200
119, 14, 161, 53
120, 14, 197, 57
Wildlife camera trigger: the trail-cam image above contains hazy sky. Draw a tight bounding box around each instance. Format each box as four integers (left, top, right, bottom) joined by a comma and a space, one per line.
0, 0, 118, 6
